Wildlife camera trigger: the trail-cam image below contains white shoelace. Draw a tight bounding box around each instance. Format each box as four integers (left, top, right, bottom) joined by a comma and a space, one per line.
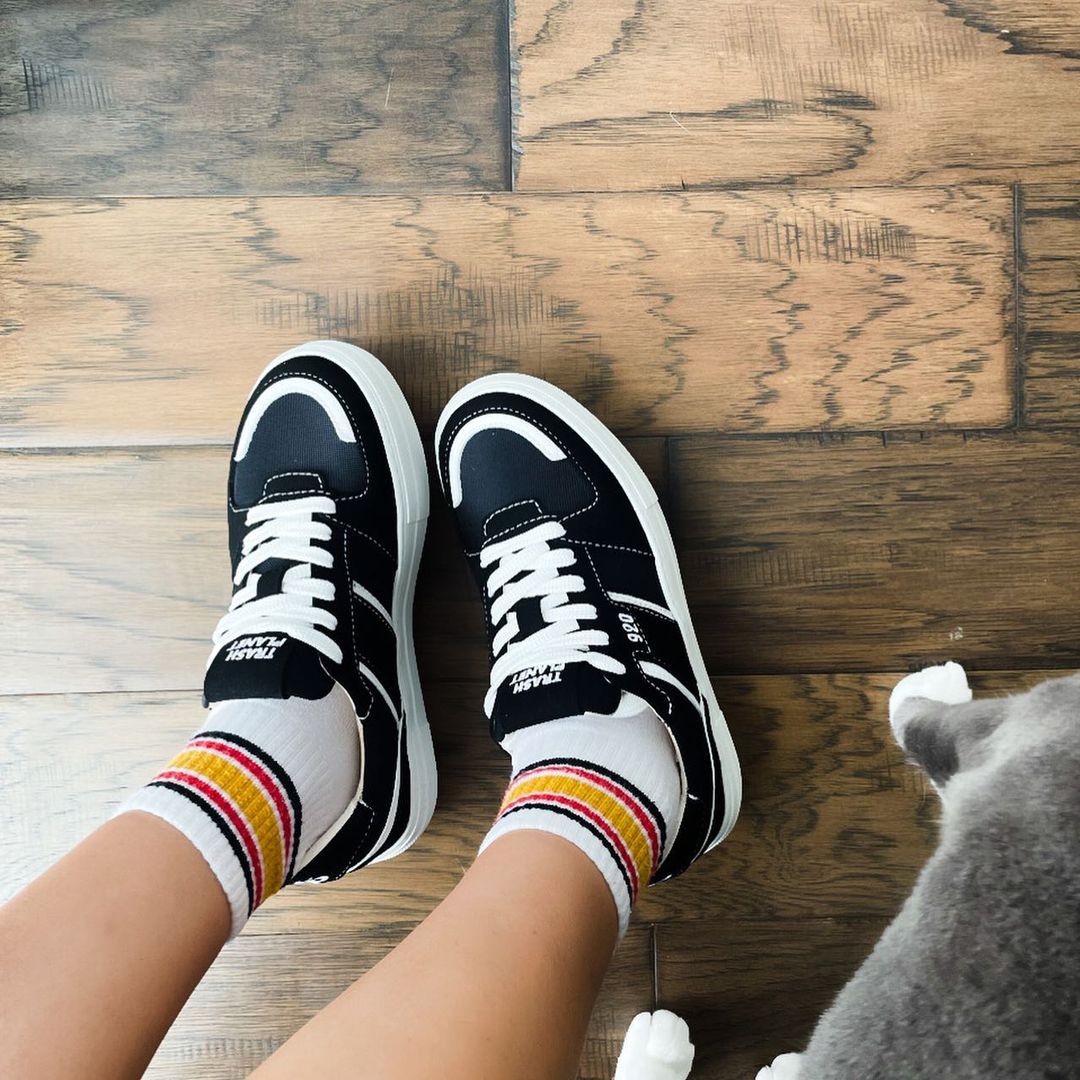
481, 520, 626, 716
210, 495, 342, 665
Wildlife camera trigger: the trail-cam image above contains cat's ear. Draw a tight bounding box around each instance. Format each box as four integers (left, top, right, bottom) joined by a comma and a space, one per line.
893, 699, 963, 785
889, 664, 1008, 787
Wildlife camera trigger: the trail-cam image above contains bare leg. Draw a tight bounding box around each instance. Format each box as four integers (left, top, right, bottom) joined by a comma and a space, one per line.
0, 812, 229, 1080
253, 830, 619, 1080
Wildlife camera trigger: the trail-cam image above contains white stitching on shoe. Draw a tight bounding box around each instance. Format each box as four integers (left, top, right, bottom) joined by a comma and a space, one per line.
482, 499, 548, 544
338, 520, 394, 560
254, 369, 370, 502
583, 547, 674, 718
261, 471, 326, 499
568, 537, 651, 557
444, 405, 599, 557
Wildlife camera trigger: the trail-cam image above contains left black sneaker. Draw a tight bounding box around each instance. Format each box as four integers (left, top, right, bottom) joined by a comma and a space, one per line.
206, 340, 436, 883
435, 374, 741, 882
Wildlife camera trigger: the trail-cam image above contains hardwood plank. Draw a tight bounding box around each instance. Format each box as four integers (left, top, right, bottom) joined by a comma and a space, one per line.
656, 917, 888, 1079
139, 926, 651, 1078
0, 442, 663, 695
0, 188, 1012, 446
0, 449, 231, 695
512, 0, 1080, 190
670, 431, 1080, 675
4, 432, 1073, 698
0, 0, 508, 195
639, 671, 939, 927
638, 669, 1047, 926
1, 673, 1053, 931
579, 927, 655, 1080
1020, 184, 1080, 424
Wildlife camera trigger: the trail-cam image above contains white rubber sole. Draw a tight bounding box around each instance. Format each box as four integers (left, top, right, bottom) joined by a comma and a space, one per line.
251, 340, 437, 872
436, 374, 742, 853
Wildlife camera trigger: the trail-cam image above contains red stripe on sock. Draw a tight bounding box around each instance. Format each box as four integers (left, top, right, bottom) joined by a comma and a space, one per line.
512, 762, 662, 865
190, 737, 295, 869
158, 768, 266, 905
500, 791, 641, 897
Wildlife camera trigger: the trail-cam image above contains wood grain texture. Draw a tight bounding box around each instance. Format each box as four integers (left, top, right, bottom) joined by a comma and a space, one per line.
1020, 184, 1080, 424
0, 188, 1012, 446
0, 0, 508, 195
9, 432, 1080, 697
639, 669, 1048, 926
670, 430, 1080, 675
512, 0, 1080, 190
0, 442, 664, 695
656, 917, 889, 1079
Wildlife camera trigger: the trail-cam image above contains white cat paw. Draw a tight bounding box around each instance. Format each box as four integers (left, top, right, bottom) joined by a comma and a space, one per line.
614, 1011, 695, 1080
755, 1051, 803, 1079
889, 661, 971, 731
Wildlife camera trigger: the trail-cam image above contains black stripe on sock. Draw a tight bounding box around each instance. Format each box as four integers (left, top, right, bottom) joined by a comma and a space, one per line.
520, 756, 668, 849
500, 801, 637, 908
198, 728, 304, 878
149, 779, 255, 916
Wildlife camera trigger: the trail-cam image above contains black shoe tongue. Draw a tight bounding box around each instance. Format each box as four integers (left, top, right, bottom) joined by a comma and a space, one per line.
204, 634, 334, 705
492, 662, 622, 740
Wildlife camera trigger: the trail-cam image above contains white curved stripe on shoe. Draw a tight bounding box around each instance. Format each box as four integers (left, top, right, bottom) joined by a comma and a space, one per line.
640, 661, 700, 711
608, 591, 677, 621
235, 377, 355, 460
447, 412, 566, 507
352, 579, 393, 628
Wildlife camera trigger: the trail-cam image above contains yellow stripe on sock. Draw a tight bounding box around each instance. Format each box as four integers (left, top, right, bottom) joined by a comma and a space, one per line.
168, 748, 285, 900
502, 771, 654, 890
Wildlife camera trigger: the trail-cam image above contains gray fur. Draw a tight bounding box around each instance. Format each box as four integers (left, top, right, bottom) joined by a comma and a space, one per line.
799, 672, 1080, 1080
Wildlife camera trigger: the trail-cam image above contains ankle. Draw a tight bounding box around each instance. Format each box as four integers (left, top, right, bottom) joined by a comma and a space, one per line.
481, 701, 681, 936
119, 688, 360, 937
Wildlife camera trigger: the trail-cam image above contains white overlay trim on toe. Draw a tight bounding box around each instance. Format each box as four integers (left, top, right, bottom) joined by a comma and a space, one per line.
235, 377, 356, 460
447, 412, 566, 507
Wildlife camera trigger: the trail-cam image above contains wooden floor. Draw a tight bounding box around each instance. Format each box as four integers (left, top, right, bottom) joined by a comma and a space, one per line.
2, 1, 1079, 1076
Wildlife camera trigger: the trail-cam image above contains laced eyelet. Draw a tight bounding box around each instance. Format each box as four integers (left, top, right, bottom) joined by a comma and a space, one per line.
480, 521, 625, 716
210, 495, 343, 666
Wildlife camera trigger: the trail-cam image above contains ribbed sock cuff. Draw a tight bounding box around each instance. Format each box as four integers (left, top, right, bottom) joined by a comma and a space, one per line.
116, 722, 309, 939
480, 757, 667, 938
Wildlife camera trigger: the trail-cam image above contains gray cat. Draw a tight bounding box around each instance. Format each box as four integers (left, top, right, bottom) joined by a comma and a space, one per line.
757, 663, 1080, 1080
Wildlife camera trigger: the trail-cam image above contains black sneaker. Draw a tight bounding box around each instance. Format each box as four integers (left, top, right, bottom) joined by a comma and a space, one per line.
434, 374, 741, 881
205, 340, 435, 882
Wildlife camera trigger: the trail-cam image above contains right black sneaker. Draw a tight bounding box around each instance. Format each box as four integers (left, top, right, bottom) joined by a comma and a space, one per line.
435, 374, 741, 881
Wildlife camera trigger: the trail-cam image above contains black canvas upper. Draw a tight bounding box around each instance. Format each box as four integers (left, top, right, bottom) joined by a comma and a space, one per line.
206, 354, 410, 881
437, 388, 728, 882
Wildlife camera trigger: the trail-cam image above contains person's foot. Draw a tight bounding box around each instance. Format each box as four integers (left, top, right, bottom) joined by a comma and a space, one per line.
126, 341, 435, 935
435, 374, 740, 929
